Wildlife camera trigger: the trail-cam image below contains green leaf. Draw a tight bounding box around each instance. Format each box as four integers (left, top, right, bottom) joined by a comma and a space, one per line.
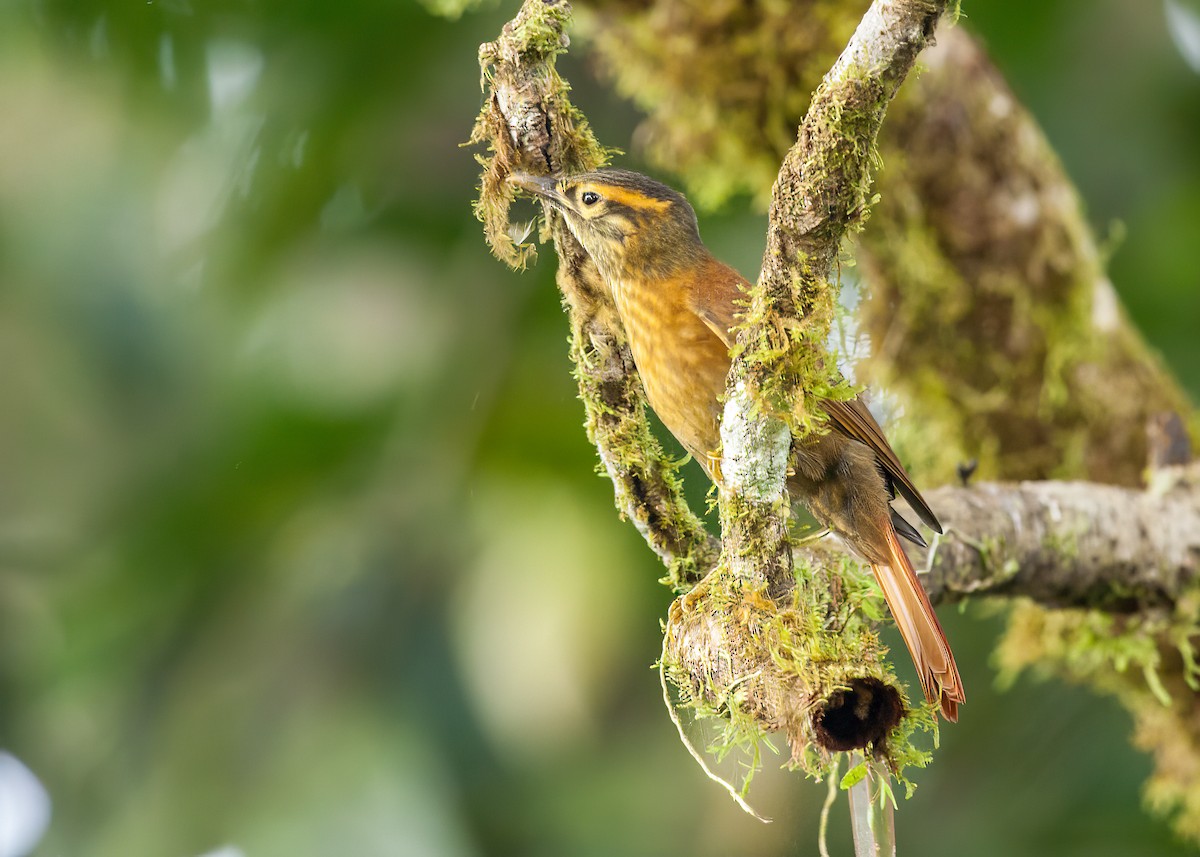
840, 760, 868, 791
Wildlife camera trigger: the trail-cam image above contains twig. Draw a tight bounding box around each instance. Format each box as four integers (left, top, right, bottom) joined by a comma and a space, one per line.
819, 756, 841, 857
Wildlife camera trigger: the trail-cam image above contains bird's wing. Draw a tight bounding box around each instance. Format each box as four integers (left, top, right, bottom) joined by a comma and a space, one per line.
823, 397, 942, 534
688, 259, 745, 349
687, 262, 941, 535
696, 306, 734, 348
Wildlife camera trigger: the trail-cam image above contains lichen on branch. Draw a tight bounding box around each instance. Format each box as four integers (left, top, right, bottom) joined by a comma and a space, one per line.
682, 0, 951, 775
473, 0, 1200, 843
665, 556, 936, 790
726, 0, 952, 592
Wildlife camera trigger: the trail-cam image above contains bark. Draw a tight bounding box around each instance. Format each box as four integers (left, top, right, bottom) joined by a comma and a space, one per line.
783, 463, 1200, 614
582, 8, 1194, 484
475, 0, 953, 771
921, 468, 1200, 611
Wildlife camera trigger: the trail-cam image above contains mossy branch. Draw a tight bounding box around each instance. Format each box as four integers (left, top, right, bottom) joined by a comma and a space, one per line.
472, 0, 718, 589
671, 0, 951, 786
981, 459, 1200, 840
723, 0, 950, 593
584, 5, 1192, 484
857, 27, 1194, 487
475, 0, 1200, 842
915, 465, 1200, 612
774, 463, 1200, 615
580, 0, 1200, 842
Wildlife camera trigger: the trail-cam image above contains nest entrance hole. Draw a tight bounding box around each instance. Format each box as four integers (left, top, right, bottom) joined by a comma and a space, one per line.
814, 677, 904, 752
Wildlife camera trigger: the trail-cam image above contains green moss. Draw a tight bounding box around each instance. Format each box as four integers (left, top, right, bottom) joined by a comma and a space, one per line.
857, 48, 1195, 488
477, 0, 947, 813
469, 0, 612, 269
471, 0, 717, 592
572, 326, 719, 591
730, 270, 860, 442
725, 54, 913, 447
664, 554, 937, 796
1040, 521, 1083, 563
505, 1, 572, 53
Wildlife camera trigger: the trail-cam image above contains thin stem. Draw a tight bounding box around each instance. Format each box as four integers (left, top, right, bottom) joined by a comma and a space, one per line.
819, 755, 841, 857
848, 753, 897, 857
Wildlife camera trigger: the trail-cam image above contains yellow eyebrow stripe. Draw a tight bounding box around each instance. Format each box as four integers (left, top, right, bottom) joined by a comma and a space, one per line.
590, 184, 672, 212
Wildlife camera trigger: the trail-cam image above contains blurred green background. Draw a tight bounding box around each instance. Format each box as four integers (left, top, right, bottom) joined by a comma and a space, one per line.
0, 1, 1198, 855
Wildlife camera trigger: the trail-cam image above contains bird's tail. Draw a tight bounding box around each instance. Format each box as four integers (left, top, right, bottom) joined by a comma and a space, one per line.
870, 522, 965, 721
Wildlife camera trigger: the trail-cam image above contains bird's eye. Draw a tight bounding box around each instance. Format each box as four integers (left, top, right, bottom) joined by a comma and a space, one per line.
581, 191, 600, 206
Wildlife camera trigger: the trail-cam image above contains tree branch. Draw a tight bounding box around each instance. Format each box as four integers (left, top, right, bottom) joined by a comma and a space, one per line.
717, 0, 949, 594
920, 468, 1200, 611
577, 0, 1200, 840
669, 0, 951, 768
785, 463, 1200, 613
583, 6, 1194, 485
476, 0, 1200, 839
472, 0, 718, 589
475, 0, 954, 775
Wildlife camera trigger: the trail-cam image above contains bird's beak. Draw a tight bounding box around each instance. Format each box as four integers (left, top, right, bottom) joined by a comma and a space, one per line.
509, 172, 566, 207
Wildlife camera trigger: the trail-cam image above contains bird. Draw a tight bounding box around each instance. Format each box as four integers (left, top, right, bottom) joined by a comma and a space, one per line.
510, 167, 964, 721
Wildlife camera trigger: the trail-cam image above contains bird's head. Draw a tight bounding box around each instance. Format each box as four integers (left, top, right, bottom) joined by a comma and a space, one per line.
510, 168, 705, 283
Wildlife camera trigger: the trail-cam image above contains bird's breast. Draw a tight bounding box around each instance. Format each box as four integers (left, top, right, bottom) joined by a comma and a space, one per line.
612, 278, 730, 466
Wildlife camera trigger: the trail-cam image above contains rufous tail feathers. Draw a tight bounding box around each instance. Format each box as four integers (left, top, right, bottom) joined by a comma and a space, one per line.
870, 523, 965, 721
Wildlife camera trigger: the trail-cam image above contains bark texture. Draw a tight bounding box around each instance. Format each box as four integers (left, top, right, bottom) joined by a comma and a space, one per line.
893, 464, 1200, 613
475, 0, 952, 774
583, 8, 1194, 485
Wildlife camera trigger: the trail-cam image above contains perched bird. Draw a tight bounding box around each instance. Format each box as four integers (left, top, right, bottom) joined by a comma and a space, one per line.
511, 168, 964, 721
